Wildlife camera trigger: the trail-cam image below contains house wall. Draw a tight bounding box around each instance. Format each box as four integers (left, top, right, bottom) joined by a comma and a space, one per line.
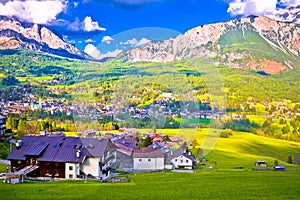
10, 160, 27, 171
65, 163, 79, 179
39, 161, 65, 178
171, 155, 193, 169
133, 157, 164, 170
116, 151, 133, 170
81, 157, 99, 178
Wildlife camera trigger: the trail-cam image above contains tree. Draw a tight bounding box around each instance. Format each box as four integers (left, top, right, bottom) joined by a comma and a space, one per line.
152, 125, 157, 133
2, 75, 20, 86
17, 119, 28, 137
262, 118, 272, 128
5, 116, 14, 130
287, 155, 293, 164
282, 124, 291, 134
142, 136, 152, 147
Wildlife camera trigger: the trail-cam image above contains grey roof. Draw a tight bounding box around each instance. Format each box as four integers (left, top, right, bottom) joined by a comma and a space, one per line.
166, 148, 196, 164
113, 138, 135, 156
167, 148, 185, 162
8, 136, 85, 163
80, 138, 109, 157
24, 142, 49, 156
133, 148, 165, 158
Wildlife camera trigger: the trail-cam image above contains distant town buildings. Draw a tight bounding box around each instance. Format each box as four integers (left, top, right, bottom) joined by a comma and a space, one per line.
0, 115, 6, 137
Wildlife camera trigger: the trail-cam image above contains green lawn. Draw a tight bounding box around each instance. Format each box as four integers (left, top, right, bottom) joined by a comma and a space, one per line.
137, 128, 300, 169
0, 171, 299, 199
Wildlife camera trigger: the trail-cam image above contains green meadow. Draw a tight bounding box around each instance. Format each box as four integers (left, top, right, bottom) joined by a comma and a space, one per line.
1, 129, 300, 199
138, 128, 300, 169
0, 171, 299, 199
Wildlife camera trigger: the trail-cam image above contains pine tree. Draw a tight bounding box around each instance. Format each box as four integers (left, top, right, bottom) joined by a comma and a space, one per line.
5, 116, 14, 130
287, 155, 293, 164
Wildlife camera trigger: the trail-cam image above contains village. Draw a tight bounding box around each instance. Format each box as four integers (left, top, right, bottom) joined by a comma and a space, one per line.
0, 88, 216, 123
3, 127, 198, 183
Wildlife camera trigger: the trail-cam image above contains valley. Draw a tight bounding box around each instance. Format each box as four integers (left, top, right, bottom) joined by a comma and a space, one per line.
0, 8, 299, 199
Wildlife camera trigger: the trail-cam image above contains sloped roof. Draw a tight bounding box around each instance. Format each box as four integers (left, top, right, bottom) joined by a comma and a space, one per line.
80, 138, 109, 157
113, 138, 135, 156
51, 137, 85, 163
167, 148, 185, 162
166, 148, 196, 164
7, 136, 101, 163
133, 148, 165, 158
24, 142, 49, 156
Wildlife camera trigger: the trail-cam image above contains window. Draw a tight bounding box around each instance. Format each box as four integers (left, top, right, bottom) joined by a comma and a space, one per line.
186, 160, 189, 163
148, 159, 151, 162
175, 159, 177, 162
69, 174, 73, 179
139, 159, 142, 162
181, 160, 183, 163
69, 166, 73, 170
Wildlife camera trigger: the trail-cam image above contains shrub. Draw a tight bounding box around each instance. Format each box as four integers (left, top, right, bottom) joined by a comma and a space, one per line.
220, 129, 233, 138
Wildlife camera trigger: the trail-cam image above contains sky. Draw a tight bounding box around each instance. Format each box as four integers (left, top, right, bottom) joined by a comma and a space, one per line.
0, 0, 299, 58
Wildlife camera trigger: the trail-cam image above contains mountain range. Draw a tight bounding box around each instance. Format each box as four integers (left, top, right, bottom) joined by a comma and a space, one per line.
0, 6, 299, 74
123, 7, 300, 74
0, 16, 90, 60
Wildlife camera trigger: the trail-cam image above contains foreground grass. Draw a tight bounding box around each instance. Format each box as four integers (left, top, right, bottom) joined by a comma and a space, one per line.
0, 171, 299, 199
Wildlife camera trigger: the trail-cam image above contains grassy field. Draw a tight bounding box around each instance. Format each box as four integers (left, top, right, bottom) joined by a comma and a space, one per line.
1, 128, 300, 199
0, 171, 299, 199
137, 128, 300, 169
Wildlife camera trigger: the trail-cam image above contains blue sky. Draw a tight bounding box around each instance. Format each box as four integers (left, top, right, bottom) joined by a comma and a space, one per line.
0, 0, 299, 57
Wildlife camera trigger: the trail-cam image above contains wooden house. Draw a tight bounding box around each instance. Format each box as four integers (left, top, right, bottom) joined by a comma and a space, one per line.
7, 135, 117, 181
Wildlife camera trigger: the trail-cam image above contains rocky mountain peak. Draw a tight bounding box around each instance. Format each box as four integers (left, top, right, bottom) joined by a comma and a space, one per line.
0, 16, 89, 60
276, 5, 300, 24
123, 15, 299, 74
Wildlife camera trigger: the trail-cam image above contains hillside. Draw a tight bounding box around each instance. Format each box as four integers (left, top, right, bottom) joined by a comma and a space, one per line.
123, 16, 300, 74
142, 128, 300, 169
0, 16, 90, 60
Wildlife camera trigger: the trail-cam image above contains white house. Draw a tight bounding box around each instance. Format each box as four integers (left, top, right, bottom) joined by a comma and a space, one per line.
165, 148, 195, 170
81, 138, 117, 180
133, 148, 165, 171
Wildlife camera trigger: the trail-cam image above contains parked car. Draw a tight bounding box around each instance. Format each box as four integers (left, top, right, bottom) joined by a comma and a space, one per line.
273, 164, 286, 171
0, 173, 6, 179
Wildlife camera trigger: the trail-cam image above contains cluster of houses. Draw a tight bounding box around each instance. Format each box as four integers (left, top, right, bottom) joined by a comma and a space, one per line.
0, 87, 216, 124
5, 129, 196, 182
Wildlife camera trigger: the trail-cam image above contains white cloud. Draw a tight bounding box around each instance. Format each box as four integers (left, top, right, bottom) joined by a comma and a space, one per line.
120, 37, 151, 47
226, 0, 300, 17
84, 44, 122, 60
0, 0, 67, 24
85, 38, 96, 43
279, 0, 300, 7
84, 44, 101, 59
137, 37, 151, 46
122, 38, 139, 45
83, 16, 106, 32
227, 0, 277, 17
101, 36, 114, 44
67, 16, 106, 32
